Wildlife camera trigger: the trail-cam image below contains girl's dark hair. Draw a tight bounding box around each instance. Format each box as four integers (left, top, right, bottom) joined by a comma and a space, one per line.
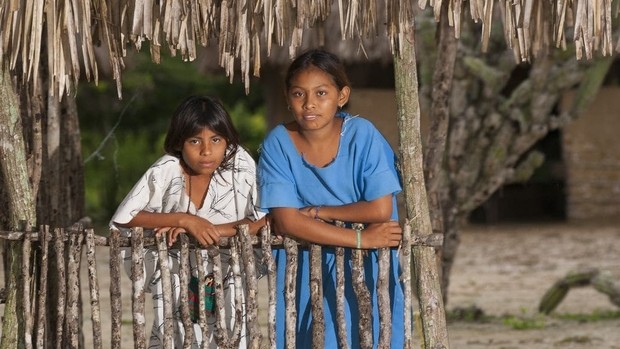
285, 49, 350, 91
164, 95, 239, 172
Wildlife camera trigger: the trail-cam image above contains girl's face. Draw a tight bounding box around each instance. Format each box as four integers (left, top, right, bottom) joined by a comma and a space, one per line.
181, 127, 228, 177
286, 66, 350, 131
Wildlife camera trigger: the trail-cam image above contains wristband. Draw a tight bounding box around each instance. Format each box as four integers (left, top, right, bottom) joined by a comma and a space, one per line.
354, 226, 362, 249
314, 206, 321, 220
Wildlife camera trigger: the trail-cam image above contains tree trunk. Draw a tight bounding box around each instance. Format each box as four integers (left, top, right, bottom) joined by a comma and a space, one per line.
0, 67, 37, 349
422, 1, 458, 306
435, 27, 615, 307
394, 27, 449, 349
1, 48, 86, 347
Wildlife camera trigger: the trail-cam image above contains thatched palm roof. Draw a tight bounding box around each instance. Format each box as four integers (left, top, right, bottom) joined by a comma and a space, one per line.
1, 0, 618, 97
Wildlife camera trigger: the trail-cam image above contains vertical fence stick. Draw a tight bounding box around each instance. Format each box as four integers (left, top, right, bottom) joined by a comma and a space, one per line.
109, 228, 122, 349
334, 221, 349, 349
66, 229, 84, 348
130, 228, 146, 349
351, 224, 372, 349
283, 237, 298, 349
260, 225, 277, 349
54, 228, 66, 349
239, 224, 261, 348
195, 249, 209, 349
36, 226, 50, 348
377, 247, 391, 348
178, 234, 194, 348
156, 234, 174, 349
22, 228, 33, 349
229, 236, 244, 347
208, 244, 230, 347
309, 244, 324, 348
85, 228, 103, 349
401, 222, 413, 349
334, 246, 349, 348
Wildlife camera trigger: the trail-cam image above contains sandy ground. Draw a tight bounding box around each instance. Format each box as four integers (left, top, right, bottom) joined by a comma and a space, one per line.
2, 220, 619, 348
445, 220, 620, 349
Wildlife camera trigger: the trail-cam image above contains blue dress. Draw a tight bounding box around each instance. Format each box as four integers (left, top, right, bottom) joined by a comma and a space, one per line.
257, 112, 405, 348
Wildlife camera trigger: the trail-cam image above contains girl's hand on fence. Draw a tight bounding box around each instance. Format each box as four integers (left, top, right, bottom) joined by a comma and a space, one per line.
184, 217, 221, 247
362, 221, 402, 249
155, 227, 187, 247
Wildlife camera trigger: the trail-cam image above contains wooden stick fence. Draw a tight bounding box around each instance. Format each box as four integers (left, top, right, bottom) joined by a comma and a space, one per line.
0, 222, 442, 348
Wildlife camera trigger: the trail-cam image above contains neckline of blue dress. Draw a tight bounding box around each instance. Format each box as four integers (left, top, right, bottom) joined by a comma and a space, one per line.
284, 111, 354, 169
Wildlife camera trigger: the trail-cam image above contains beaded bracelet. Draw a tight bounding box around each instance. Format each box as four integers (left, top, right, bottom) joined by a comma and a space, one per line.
314, 206, 321, 220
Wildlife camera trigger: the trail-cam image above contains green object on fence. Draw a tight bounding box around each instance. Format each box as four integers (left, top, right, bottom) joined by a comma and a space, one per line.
188, 274, 215, 323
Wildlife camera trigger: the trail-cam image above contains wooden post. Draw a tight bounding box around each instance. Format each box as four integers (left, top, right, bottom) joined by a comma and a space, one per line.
85, 228, 103, 349
309, 244, 324, 348
130, 228, 147, 349
333, 222, 349, 349
54, 228, 67, 349
21, 227, 33, 349
394, 27, 450, 349
260, 225, 277, 349
334, 246, 348, 349
351, 223, 372, 349
66, 230, 84, 348
283, 237, 298, 349
156, 234, 174, 349
0, 67, 36, 349
239, 224, 261, 348
109, 229, 122, 349
229, 235, 245, 346
377, 247, 392, 347
178, 234, 194, 348
36, 226, 50, 348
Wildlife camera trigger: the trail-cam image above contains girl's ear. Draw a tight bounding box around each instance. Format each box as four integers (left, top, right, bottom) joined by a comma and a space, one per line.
338, 86, 351, 107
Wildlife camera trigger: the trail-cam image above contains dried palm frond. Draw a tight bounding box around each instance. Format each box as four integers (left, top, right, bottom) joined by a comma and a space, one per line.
0, 0, 617, 98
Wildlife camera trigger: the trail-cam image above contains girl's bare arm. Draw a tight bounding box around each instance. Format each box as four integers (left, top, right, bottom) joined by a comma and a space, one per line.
300, 194, 394, 223
271, 207, 401, 249
116, 211, 267, 246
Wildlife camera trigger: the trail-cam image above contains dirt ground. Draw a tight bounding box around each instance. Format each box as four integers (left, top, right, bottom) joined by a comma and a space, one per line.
3, 220, 619, 348
446, 220, 620, 349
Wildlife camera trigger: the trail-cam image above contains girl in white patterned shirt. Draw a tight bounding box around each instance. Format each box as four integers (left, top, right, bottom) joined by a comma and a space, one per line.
111, 95, 265, 348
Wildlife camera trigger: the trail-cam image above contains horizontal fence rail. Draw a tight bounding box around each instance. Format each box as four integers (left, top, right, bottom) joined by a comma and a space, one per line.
0, 222, 442, 348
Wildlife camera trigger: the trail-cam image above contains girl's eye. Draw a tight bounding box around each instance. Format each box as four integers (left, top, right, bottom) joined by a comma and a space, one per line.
188, 139, 200, 145
317, 90, 327, 96
212, 137, 222, 144
291, 91, 303, 97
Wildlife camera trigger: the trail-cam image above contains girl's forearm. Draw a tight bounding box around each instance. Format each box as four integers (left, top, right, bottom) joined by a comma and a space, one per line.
215, 216, 268, 237
117, 211, 193, 229
316, 194, 393, 223
273, 208, 359, 248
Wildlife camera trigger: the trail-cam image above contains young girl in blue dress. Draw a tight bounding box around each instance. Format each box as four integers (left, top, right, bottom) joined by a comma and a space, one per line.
111, 95, 266, 348
257, 49, 405, 348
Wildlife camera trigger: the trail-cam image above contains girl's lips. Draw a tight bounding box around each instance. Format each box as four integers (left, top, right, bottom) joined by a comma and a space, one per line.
198, 161, 215, 168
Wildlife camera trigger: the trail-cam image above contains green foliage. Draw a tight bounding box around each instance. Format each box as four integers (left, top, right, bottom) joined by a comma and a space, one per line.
556, 335, 595, 345
446, 305, 489, 323
501, 314, 547, 330
554, 310, 620, 322
78, 50, 267, 225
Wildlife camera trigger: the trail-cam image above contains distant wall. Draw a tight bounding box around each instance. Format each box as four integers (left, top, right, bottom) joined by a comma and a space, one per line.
349, 88, 431, 149
347, 89, 400, 149
562, 87, 620, 220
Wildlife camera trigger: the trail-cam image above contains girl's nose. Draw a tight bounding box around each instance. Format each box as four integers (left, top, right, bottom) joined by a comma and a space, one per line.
201, 144, 211, 155
303, 96, 315, 110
